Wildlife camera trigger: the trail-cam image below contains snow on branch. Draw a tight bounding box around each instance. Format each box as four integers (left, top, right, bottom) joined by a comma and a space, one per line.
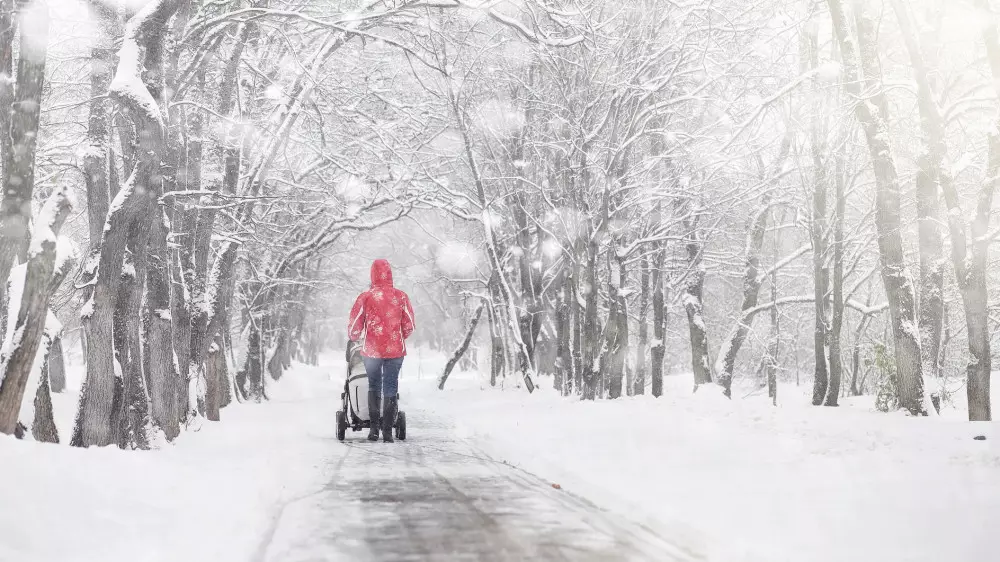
28, 186, 74, 261
108, 0, 180, 132
272, 196, 414, 279
418, 0, 585, 46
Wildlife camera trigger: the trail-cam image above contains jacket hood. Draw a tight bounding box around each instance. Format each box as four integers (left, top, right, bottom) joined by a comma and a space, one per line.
370, 259, 394, 287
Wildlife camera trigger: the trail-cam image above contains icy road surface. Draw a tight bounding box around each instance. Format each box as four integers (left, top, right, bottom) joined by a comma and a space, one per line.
256, 410, 697, 562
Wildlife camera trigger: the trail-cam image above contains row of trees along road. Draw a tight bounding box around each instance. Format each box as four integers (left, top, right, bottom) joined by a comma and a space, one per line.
0, 0, 994, 449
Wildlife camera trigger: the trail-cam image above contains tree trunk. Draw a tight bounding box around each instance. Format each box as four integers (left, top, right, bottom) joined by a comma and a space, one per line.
825, 153, 846, 406
0, 1, 14, 196
680, 202, 712, 387
892, 0, 947, 380
46, 334, 65, 393
216, 333, 232, 409
0, 1, 47, 331
716, 197, 772, 396
803, 24, 830, 407
0, 187, 70, 436
554, 265, 572, 394
488, 306, 504, 388
243, 320, 264, 402
31, 358, 58, 443
439, 302, 484, 390
827, 0, 927, 415
580, 222, 600, 399
941, 0, 999, 422
75, 0, 183, 447
766, 269, 779, 406
116, 228, 151, 450
205, 334, 228, 419
850, 309, 874, 396
82, 0, 117, 254
450, 86, 535, 393
146, 208, 179, 439
635, 253, 649, 395
650, 246, 666, 397
606, 253, 628, 399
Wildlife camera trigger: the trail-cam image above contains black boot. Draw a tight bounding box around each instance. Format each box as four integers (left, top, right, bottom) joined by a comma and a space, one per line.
367, 391, 380, 441
382, 397, 397, 443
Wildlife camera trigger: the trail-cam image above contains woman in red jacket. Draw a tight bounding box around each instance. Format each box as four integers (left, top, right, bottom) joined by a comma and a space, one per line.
347, 259, 415, 442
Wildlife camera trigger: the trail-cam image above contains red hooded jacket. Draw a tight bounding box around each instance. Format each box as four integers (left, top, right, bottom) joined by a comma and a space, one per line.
347, 259, 415, 358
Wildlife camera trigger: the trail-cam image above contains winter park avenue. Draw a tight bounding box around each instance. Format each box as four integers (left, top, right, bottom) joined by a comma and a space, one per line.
3, 0, 1000, 561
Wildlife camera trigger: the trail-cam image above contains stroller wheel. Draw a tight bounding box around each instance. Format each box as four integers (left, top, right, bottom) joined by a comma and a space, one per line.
395, 411, 406, 441
336, 410, 347, 441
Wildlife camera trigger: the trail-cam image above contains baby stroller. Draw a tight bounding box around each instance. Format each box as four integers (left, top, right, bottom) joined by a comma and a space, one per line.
336, 342, 407, 441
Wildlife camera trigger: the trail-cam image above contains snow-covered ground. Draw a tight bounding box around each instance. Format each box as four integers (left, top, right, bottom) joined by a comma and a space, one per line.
1, 358, 342, 562
2, 348, 997, 562
417, 350, 1000, 562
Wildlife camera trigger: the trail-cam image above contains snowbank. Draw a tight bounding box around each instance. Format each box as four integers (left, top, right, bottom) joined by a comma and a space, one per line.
0, 357, 343, 562
416, 368, 1000, 562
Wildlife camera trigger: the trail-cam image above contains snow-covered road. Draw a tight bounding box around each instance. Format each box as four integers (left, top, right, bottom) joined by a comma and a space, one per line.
257, 407, 696, 562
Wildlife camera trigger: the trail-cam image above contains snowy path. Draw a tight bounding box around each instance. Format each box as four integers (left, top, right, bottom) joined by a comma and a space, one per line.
258, 408, 696, 562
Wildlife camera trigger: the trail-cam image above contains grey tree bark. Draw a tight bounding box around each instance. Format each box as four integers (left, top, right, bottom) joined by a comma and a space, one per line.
46, 335, 65, 393
635, 252, 649, 395
650, 243, 666, 397
74, 0, 184, 447
827, 0, 927, 415
680, 200, 712, 387
892, 0, 947, 380
0, 5, 56, 436
0, 189, 72, 435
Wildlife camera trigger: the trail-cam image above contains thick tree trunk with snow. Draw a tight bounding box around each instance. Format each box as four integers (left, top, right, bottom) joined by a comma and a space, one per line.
116, 234, 151, 450
75, 0, 183, 447
439, 302, 484, 390
82, 1, 117, 253
827, 0, 927, 415
0, 189, 71, 435
936, 0, 1000, 422
0, 1, 48, 326
680, 203, 712, 387
0, 1, 13, 191
892, 0, 947, 380
146, 209, 179, 439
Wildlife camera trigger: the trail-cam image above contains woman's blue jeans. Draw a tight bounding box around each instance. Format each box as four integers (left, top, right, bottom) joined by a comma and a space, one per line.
363, 356, 403, 399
